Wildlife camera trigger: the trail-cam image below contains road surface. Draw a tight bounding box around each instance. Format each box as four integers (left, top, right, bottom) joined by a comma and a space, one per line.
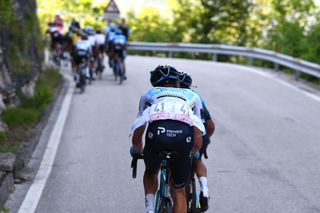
5, 56, 320, 213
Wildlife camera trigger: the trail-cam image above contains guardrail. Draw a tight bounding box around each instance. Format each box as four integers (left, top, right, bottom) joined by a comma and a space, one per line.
127, 42, 320, 80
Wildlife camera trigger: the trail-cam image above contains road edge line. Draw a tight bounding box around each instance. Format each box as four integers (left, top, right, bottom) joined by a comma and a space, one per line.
17, 73, 74, 213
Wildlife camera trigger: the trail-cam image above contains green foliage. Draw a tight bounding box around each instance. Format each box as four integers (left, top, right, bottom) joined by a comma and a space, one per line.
21, 68, 61, 110
2, 107, 40, 129
0, 0, 14, 26
302, 14, 320, 64
267, 20, 305, 57
0, 208, 9, 213
127, 7, 174, 42
2, 68, 61, 129
0, 131, 6, 142
37, 0, 106, 32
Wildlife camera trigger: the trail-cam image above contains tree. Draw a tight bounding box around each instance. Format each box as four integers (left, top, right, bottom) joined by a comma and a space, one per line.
170, 0, 253, 45
127, 7, 173, 42
264, 0, 316, 57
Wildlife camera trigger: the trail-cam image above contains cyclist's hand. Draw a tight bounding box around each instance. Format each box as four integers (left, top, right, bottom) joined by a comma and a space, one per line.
130, 146, 139, 158
206, 138, 211, 146
193, 151, 201, 160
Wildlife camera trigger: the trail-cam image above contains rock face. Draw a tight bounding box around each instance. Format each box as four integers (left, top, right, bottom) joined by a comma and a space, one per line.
0, 0, 43, 110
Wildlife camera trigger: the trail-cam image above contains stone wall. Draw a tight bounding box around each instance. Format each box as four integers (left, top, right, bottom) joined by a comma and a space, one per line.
0, 0, 43, 112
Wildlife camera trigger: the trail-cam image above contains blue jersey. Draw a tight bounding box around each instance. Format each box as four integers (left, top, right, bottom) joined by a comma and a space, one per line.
114, 34, 126, 46
192, 90, 212, 123
106, 31, 116, 42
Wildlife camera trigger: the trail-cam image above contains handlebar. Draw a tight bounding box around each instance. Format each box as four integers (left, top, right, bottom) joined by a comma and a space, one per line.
203, 139, 209, 159
131, 154, 143, 179
203, 149, 208, 159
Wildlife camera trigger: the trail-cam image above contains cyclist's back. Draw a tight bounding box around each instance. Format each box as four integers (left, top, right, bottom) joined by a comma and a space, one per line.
74, 35, 91, 65
131, 65, 204, 213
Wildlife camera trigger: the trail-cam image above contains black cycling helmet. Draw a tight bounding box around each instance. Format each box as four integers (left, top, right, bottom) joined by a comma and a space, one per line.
178, 72, 192, 88
150, 65, 180, 87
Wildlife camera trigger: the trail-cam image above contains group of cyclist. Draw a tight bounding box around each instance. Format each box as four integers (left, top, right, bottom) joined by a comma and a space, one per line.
46, 14, 129, 89
130, 65, 215, 213
47, 13, 216, 213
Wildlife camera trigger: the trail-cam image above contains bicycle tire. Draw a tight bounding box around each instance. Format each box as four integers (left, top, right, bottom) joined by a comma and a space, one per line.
155, 190, 161, 213
119, 62, 123, 84
186, 177, 198, 213
158, 198, 172, 213
79, 72, 86, 94
191, 179, 197, 213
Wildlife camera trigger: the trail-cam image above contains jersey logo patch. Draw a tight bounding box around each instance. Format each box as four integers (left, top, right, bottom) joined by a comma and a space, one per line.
186, 137, 192, 143
157, 127, 166, 135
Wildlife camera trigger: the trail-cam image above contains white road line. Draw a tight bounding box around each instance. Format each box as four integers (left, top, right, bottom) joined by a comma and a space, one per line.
17, 73, 74, 213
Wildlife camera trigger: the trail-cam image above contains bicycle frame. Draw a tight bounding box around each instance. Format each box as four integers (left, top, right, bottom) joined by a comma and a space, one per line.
155, 151, 178, 213
131, 152, 176, 213
155, 159, 172, 212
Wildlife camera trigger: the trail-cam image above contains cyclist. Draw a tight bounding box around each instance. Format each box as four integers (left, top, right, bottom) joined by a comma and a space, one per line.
67, 27, 82, 72
69, 18, 80, 30
95, 29, 106, 61
113, 29, 127, 80
73, 33, 91, 86
118, 18, 130, 40
130, 65, 205, 213
83, 26, 97, 80
105, 25, 116, 68
52, 12, 64, 29
94, 29, 106, 74
46, 21, 64, 62
178, 72, 215, 212
104, 19, 116, 35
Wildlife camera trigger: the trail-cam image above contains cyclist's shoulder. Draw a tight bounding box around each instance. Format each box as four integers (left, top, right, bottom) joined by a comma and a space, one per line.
190, 89, 205, 103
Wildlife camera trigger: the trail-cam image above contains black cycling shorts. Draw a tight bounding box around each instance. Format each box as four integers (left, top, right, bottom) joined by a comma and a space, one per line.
50, 32, 64, 49
143, 120, 194, 188
115, 48, 126, 60
73, 50, 89, 65
98, 44, 105, 53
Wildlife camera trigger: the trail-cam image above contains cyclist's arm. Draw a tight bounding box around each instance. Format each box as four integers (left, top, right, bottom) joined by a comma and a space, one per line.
138, 92, 149, 115
132, 125, 145, 154
193, 127, 203, 152
202, 104, 215, 140
194, 93, 203, 120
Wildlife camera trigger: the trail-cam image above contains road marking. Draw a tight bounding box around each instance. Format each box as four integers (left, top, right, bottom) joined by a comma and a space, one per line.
233, 64, 320, 103
17, 73, 74, 213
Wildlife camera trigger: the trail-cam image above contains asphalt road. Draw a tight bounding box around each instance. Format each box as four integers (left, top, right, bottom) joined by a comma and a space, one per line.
5, 56, 320, 213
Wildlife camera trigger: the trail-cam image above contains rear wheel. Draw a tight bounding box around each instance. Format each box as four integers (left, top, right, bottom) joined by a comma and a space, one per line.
155, 191, 161, 213
97, 61, 103, 80
186, 178, 198, 213
79, 72, 86, 94
161, 199, 173, 213
118, 60, 125, 84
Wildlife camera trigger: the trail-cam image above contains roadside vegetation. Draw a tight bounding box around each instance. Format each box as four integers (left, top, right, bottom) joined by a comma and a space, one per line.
0, 68, 61, 153
36, 0, 320, 83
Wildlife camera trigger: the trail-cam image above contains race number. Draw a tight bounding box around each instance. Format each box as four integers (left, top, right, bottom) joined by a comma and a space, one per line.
149, 101, 193, 125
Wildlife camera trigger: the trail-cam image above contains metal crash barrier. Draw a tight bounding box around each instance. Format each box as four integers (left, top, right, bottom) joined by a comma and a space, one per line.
128, 42, 320, 80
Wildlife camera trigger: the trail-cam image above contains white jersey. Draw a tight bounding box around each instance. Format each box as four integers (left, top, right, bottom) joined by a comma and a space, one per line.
75, 40, 91, 52
131, 87, 205, 134
88, 35, 96, 46
95, 34, 105, 45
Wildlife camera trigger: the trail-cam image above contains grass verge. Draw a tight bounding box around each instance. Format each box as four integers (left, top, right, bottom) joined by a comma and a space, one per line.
0, 68, 61, 153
